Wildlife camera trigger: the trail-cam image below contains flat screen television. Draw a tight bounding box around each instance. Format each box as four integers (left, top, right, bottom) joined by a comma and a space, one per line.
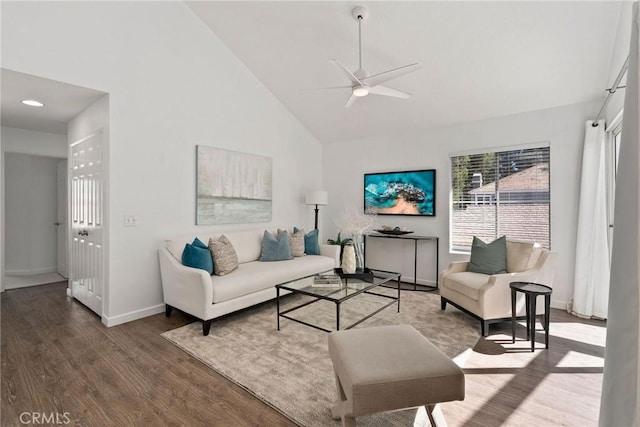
364, 169, 436, 216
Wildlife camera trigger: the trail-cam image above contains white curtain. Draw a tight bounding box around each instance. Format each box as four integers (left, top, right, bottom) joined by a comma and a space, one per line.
600, 2, 640, 426
572, 120, 610, 318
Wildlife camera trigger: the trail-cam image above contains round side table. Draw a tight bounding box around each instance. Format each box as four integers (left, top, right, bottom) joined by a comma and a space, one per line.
509, 282, 552, 352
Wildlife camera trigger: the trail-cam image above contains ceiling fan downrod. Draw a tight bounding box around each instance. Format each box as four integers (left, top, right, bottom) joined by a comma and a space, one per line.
352, 6, 368, 73
358, 14, 363, 71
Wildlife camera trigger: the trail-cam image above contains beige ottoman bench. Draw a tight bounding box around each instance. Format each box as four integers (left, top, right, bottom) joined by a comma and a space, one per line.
327, 324, 465, 427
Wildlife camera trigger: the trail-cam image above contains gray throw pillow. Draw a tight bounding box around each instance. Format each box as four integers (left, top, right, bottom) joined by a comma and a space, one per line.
467, 235, 507, 275
208, 235, 239, 276
260, 230, 293, 261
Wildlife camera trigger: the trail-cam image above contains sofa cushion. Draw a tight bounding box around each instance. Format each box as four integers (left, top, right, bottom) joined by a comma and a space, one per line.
209, 235, 239, 276
181, 240, 214, 274
211, 255, 335, 303
166, 238, 188, 261
526, 244, 543, 270
224, 230, 264, 263
467, 236, 507, 275
295, 227, 320, 255
506, 240, 542, 273
442, 271, 491, 301
260, 230, 293, 261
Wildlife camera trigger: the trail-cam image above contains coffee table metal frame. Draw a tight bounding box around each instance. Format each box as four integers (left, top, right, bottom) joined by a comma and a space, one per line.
276, 269, 401, 333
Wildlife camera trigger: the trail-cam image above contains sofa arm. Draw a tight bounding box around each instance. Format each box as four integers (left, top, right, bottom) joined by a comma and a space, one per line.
158, 248, 212, 320
439, 261, 469, 286
320, 244, 341, 267
480, 269, 553, 319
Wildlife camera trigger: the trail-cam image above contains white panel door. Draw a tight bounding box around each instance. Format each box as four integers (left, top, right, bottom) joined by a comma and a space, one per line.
70, 133, 103, 316
57, 159, 68, 278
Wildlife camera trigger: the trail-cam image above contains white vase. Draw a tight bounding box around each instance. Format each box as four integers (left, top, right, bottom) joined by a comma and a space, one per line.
342, 245, 356, 274
352, 233, 364, 271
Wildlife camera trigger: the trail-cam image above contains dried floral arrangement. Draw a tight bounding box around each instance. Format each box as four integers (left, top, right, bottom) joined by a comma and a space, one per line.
334, 205, 377, 236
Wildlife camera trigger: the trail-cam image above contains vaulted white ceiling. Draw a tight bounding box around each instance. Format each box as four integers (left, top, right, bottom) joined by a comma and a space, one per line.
188, 1, 624, 143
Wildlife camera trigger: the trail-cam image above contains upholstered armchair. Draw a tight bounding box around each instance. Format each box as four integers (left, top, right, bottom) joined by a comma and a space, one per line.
440, 240, 556, 336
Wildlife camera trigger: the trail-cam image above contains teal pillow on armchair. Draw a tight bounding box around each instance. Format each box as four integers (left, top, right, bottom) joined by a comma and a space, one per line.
466, 236, 507, 275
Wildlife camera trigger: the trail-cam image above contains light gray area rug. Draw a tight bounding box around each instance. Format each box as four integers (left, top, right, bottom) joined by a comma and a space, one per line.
162, 288, 479, 426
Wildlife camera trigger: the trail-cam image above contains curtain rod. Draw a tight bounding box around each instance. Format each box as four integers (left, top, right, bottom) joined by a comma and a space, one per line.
592, 55, 630, 127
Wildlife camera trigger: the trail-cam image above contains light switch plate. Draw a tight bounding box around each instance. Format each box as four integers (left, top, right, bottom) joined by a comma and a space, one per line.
124, 215, 137, 227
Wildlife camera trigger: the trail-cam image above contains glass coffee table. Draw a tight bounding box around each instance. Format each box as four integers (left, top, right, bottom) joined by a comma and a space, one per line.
276, 268, 401, 332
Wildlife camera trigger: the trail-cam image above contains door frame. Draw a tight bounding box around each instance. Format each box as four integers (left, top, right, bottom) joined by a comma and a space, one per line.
1, 150, 5, 293
57, 159, 68, 279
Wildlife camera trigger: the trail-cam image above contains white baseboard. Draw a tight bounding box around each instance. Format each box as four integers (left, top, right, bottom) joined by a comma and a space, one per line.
6, 267, 57, 276
5, 281, 62, 290
550, 299, 568, 310
102, 304, 165, 327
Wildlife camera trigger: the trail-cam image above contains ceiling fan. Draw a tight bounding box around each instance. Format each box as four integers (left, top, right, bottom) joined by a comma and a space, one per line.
326, 6, 421, 108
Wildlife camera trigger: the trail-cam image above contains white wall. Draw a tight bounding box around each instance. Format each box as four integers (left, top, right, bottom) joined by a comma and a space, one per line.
323, 101, 600, 308
4, 153, 59, 275
605, 1, 635, 123
1, 126, 67, 158
1, 2, 323, 324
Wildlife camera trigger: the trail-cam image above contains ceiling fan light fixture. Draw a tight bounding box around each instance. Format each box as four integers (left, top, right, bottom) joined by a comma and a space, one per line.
22, 99, 44, 107
323, 6, 420, 108
352, 86, 369, 97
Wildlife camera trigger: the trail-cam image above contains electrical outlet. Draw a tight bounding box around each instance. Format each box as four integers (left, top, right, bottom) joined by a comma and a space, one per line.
124, 215, 137, 227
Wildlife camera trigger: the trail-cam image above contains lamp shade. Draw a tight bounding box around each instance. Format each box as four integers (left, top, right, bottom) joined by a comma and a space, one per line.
305, 190, 328, 206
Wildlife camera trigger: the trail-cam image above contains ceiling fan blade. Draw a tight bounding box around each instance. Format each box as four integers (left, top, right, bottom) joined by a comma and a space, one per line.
362, 63, 421, 87
345, 94, 357, 108
368, 85, 412, 99
306, 85, 352, 90
329, 59, 363, 85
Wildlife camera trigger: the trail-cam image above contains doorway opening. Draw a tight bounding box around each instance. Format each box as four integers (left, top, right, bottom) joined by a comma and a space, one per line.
1, 69, 107, 319
3, 151, 67, 289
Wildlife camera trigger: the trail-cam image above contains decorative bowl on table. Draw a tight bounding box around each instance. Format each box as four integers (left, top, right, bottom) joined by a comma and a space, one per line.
375, 227, 414, 235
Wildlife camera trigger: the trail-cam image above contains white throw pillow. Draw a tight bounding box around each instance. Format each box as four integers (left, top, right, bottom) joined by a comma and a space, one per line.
281, 228, 305, 257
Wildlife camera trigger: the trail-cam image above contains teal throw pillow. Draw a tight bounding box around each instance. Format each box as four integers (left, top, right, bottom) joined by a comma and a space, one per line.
259, 230, 293, 261
192, 237, 208, 250
294, 227, 320, 255
467, 236, 507, 275
182, 239, 214, 274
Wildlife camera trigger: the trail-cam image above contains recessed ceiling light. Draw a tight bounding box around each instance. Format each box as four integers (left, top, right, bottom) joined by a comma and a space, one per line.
22, 99, 44, 107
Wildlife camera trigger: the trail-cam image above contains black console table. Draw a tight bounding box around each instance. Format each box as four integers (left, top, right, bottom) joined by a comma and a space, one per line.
363, 234, 439, 290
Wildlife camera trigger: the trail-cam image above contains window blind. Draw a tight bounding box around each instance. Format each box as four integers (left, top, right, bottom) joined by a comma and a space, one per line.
450, 146, 551, 252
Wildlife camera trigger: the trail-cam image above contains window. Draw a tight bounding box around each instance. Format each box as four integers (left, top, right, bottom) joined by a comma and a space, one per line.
450, 144, 551, 252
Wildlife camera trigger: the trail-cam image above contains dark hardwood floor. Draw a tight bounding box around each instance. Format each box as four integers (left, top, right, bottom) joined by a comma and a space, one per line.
1, 282, 295, 427
1, 282, 605, 426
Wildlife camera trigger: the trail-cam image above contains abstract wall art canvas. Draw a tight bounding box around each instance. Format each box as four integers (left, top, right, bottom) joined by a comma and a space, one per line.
364, 169, 436, 216
196, 146, 272, 224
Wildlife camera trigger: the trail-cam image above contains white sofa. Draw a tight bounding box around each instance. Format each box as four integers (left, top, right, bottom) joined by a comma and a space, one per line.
440, 240, 556, 336
159, 228, 340, 335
